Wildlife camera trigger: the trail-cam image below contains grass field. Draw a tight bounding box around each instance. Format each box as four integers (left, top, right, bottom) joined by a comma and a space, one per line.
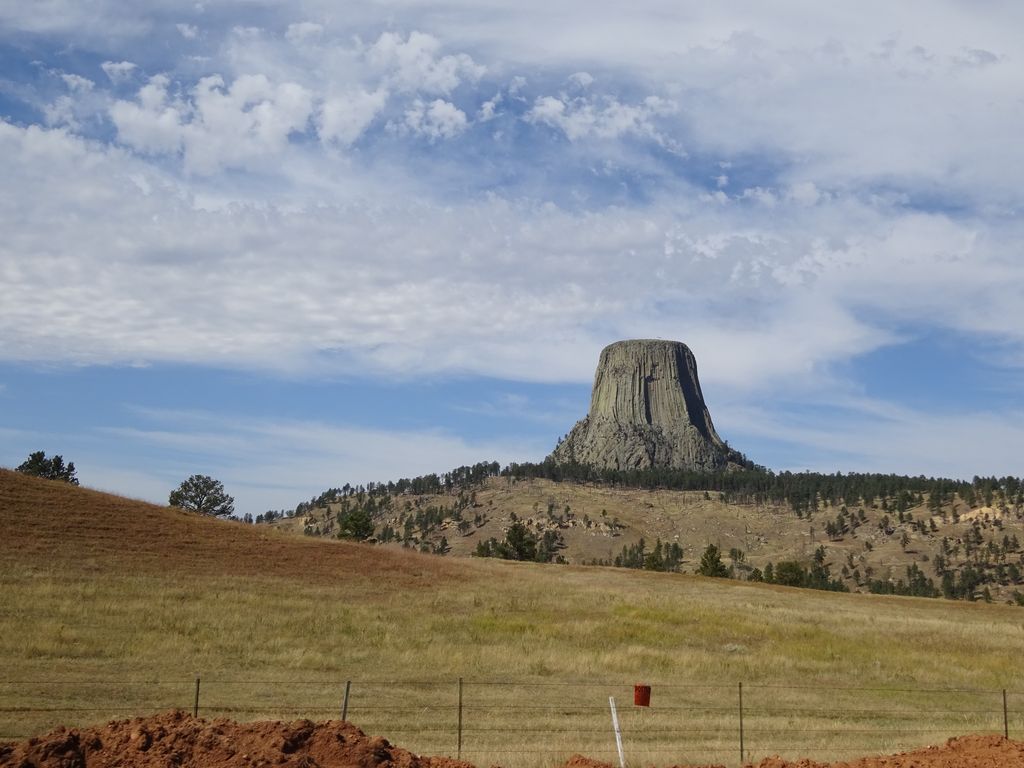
1, 469, 1021, 767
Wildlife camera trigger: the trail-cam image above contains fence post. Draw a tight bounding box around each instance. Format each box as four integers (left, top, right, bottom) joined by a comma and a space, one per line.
738, 682, 744, 766
193, 675, 201, 718
1004, 689, 1009, 739
457, 677, 464, 759
609, 697, 626, 768
342, 680, 351, 721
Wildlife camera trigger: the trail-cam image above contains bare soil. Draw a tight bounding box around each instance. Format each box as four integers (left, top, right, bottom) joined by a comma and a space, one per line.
2, 713, 1022, 768
565, 734, 1024, 768
744, 735, 1024, 767
0, 711, 474, 768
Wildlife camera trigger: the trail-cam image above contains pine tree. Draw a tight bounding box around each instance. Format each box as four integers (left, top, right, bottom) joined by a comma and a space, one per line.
697, 544, 729, 577
16, 451, 79, 485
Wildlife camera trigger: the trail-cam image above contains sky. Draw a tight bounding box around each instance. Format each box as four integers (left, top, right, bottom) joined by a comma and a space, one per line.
2, 1, 1024, 515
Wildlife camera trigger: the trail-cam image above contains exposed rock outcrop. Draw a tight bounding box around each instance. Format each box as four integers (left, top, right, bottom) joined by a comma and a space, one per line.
551, 339, 743, 472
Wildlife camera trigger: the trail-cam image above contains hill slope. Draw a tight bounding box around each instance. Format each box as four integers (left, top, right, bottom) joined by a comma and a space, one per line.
275, 475, 1024, 602
0, 468, 459, 586
2, 469, 1023, 766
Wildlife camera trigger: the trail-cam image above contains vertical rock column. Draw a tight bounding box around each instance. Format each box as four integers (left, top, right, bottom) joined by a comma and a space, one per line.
551, 339, 736, 471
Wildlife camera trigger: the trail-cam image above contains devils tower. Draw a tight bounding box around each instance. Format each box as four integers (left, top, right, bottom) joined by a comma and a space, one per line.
551, 339, 743, 472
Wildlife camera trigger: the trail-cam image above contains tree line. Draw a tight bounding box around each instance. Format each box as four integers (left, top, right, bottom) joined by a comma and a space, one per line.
252, 455, 1024, 528
500, 459, 1024, 516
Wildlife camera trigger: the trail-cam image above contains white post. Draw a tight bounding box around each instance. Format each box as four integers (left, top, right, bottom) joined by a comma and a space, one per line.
609, 696, 626, 768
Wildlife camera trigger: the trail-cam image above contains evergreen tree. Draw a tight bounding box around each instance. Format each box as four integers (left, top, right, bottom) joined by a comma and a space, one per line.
504, 522, 538, 561
773, 561, 807, 587
169, 474, 234, 517
697, 544, 729, 577
644, 539, 665, 571
338, 507, 374, 540
16, 451, 79, 485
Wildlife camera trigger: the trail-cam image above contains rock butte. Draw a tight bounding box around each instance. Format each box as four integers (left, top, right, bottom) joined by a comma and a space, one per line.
551, 339, 743, 472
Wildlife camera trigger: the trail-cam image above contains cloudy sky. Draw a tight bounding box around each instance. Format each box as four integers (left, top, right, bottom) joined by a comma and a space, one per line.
2, 1, 1023, 514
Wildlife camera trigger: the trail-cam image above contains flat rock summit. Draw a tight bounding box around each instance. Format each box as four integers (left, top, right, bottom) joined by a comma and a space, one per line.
551, 339, 744, 472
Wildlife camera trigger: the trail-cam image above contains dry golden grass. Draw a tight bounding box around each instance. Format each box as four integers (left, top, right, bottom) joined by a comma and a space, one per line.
284, 476, 1024, 603
1, 469, 1022, 767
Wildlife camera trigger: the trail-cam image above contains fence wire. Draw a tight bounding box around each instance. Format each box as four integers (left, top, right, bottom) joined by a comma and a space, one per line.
0, 678, 1019, 767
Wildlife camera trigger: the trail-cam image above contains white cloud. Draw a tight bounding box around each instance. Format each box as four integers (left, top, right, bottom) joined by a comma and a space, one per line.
786, 181, 822, 206
0, 1, 150, 39
5, 119, 1024, 400
286, 21, 323, 44
236, 2, 1021, 210
739, 187, 777, 207
366, 30, 485, 94
526, 94, 676, 141
402, 98, 468, 140
5, 7, 1024, 389
4, 1, 1024, 484
60, 73, 94, 92
111, 73, 313, 173
185, 74, 312, 173
953, 47, 999, 68
568, 71, 593, 89
44, 96, 79, 128
96, 26, 498, 162
477, 93, 501, 121
318, 88, 388, 145
669, 31, 1023, 207
109, 75, 185, 153
46, 9, 1020, 207
51, 66, 128, 132
101, 60, 137, 84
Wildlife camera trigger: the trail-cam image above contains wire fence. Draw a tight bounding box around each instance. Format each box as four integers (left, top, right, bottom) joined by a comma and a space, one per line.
1, 678, 1020, 767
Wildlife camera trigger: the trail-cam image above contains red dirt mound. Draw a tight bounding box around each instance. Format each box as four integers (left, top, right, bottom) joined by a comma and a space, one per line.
556, 736, 1024, 768
559, 757, 615, 768
741, 734, 1024, 768
0, 710, 475, 768
3, 714, 1022, 768
560, 756, 727, 768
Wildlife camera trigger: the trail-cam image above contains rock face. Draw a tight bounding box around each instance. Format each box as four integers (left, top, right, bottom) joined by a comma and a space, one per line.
551, 339, 739, 472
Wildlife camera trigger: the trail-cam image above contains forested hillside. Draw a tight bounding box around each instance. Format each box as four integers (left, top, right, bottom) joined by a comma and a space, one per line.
263, 462, 1024, 605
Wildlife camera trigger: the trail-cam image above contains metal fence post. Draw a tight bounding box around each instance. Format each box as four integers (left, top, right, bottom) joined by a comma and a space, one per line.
1004, 689, 1009, 739
193, 675, 200, 718
342, 680, 351, 721
738, 682, 744, 766
457, 677, 464, 759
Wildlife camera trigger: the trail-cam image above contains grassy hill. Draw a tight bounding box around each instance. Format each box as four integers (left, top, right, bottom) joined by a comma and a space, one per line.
1, 468, 1022, 766
272, 474, 1024, 603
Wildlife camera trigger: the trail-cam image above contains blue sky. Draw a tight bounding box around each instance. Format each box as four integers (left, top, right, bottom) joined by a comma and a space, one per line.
2, 1, 1024, 514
